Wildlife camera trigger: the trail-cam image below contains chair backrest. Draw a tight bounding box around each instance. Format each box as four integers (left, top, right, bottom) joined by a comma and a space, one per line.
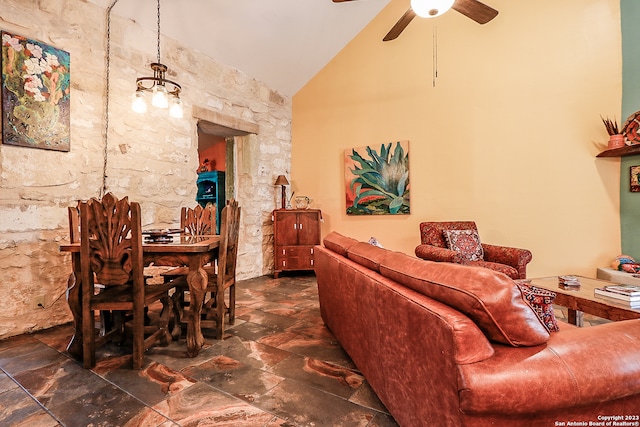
68, 204, 80, 243
419, 221, 478, 247
180, 203, 216, 236
79, 193, 144, 288
217, 199, 241, 286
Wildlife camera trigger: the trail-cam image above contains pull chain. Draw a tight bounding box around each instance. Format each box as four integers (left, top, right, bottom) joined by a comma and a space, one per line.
432, 25, 438, 87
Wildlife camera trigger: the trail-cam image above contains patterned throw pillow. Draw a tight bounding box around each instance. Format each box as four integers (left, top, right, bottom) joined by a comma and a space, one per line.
443, 229, 484, 261
518, 283, 560, 332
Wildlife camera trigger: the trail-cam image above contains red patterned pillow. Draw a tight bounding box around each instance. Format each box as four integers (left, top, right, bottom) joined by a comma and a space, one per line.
444, 229, 484, 261
518, 283, 560, 332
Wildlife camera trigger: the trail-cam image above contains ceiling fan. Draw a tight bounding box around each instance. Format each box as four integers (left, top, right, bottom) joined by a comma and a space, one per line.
333, 0, 498, 41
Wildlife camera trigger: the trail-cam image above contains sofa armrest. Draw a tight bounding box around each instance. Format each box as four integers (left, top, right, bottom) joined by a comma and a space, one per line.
482, 243, 532, 277
415, 244, 462, 263
458, 319, 640, 415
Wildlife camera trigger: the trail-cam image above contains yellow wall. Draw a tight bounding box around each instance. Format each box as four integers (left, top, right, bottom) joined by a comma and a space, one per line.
292, 0, 622, 277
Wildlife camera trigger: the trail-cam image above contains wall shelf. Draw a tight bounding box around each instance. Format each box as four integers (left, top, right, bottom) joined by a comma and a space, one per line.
597, 144, 640, 157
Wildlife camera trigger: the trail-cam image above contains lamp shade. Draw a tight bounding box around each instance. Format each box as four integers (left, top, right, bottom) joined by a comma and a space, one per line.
274, 175, 289, 186
411, 0, 455, 18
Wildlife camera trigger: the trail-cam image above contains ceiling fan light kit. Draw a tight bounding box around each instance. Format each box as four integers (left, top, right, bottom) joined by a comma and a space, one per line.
334, 0, 498, 41
410, 0, 456, 18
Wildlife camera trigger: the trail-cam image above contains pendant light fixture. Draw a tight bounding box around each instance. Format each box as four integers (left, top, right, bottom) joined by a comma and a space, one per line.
131, 0, 183, 118
410, 0, 455, 18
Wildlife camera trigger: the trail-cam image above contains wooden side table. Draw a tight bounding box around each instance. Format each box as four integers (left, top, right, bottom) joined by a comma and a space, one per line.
273, 209, 321, 278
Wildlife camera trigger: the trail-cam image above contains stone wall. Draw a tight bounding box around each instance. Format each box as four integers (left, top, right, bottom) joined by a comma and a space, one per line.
0, 0, 291, 339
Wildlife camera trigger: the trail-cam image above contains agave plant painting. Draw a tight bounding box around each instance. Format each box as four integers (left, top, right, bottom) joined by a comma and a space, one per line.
1, 31, 70, 151
345, 141, 410, 215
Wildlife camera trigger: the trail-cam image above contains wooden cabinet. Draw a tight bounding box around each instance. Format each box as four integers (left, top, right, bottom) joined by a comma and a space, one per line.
196, 171, 225, 233
273, 209, 321, 278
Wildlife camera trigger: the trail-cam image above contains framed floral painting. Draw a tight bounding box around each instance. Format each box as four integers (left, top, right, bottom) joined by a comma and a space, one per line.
1, 31, 70, 151
344, 141, 410, 215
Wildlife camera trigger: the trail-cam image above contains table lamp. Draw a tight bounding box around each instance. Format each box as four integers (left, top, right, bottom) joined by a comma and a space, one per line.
274, 175, 289, 209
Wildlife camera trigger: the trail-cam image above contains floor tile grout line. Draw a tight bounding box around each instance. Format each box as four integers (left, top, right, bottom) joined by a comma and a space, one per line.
0, 364, 65, 425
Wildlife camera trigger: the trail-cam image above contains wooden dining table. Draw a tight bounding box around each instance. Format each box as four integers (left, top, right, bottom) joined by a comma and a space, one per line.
60, 233, 220, 359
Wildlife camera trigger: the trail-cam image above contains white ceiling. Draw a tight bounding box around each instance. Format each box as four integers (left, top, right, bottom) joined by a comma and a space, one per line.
89, 0, 391, 97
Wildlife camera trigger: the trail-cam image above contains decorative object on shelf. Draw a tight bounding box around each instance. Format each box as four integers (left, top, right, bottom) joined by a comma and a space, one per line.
294, 196, 312, 209
611, 254, 640, 273
130, 0, 183, 118
1, 31, 70, 152
274, 175, 290, 210
623, 110, 640, 145
345, 141, 410, 215
631, 166, 640, 193
601, 116, 625, 149
198, 158, 215, 173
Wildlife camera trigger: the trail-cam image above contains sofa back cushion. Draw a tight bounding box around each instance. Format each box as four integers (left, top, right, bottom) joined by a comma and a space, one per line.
323, 232, 359, 257
380, 252, 550, 347
347, 242, 389, 272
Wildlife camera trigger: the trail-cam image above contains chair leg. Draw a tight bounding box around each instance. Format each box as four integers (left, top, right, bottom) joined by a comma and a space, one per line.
228, 285, 235, 325
82, 306, 96, 369
132, 305, 145, 370
159, 294, 173, 346
171, 289, 185, 340
215, 295, 225, 340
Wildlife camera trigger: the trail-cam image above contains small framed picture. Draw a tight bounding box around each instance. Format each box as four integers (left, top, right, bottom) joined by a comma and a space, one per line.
631, 166, 640, 192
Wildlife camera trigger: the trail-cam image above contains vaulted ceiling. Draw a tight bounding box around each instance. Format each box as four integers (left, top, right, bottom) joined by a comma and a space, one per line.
89, 0, 391, 97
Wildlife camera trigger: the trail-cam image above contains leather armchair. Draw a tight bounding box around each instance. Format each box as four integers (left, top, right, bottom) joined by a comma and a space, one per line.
415, 221, 532, 279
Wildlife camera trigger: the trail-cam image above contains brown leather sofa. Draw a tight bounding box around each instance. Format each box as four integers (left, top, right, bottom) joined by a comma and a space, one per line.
315, 232, 640, 427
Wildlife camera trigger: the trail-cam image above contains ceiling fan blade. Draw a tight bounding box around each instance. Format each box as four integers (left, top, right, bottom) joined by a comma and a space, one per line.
452, 0, 498, 24
383, 8, 416, 42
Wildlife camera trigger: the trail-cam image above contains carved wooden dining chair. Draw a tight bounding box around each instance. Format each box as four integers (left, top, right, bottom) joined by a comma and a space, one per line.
161, 203, 216, 338
79, 193, 174, 369
162, 200, 240, 340
206, 199, 241, 339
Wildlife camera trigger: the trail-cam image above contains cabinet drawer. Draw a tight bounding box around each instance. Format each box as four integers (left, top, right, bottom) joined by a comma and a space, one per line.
276, 246, 314, 257
275, 246, 315, 270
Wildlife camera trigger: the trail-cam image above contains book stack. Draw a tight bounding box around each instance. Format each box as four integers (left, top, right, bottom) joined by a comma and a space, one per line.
558, 275, 581, 289
594, 284, 640, 307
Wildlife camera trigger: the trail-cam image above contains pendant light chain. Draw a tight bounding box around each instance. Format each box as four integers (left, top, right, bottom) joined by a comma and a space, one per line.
156, 0, 161, 63
102, 0, 120, 197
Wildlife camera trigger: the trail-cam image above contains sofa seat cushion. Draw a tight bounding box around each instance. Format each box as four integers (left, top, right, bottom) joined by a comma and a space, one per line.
468, 260, 519, 279
458, 319, 640, 415
379, 252, 550, 347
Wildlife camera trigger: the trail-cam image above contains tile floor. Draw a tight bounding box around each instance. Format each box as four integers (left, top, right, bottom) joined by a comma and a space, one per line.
0, 274, 611, 427
0, 274, 399, 427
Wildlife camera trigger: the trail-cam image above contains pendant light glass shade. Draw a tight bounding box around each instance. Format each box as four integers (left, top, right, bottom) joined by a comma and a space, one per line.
151, 84, 169, 108
411, 0, 455, 18
131, 91, 148, 113
169, 96, 183, 118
